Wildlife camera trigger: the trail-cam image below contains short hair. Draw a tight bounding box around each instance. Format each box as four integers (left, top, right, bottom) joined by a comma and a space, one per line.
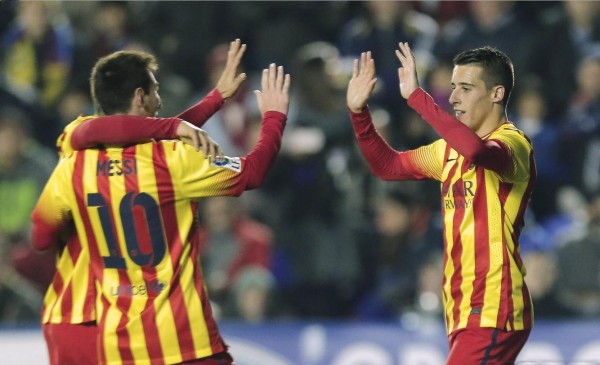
453, 46, 514, 107
90, 51, 158, 115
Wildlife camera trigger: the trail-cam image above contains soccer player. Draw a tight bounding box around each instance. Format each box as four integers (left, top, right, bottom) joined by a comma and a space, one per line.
33, 39, 275, 364
346, 43, 535, 364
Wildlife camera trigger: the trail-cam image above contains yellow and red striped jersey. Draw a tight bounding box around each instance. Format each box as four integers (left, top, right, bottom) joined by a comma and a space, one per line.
402, 123, 535, 334
42, 115, 97, 324
33, 140, 251, 364
351, 105, 535, 335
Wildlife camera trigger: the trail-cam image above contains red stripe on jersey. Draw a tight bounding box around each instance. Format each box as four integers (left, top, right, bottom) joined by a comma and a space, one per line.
497, 182, 513, 328
72, 151, 104, 358
441, 144, 453, 330
46, 260, 64, 320
448, 159, 465, 332
189, 203, 223, 353
60, 235, 82, 321
82, 255, 95, 322
96, 149, 134, 363
98, 294, 111, 364
125, 145, 164, 362
152, 143, 196, 356
517, 152, 536, 329
469, 167, 489, 328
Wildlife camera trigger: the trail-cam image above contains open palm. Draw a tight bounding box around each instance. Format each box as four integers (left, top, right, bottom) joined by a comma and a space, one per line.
347, 51, 377, 113
395, 42, 420, 100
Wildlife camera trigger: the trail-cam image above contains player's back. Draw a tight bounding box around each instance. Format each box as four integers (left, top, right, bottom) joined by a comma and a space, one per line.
60, 139, 244, 364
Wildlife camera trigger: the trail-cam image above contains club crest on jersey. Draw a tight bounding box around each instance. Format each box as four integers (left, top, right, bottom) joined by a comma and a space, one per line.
211, 156, 241, 172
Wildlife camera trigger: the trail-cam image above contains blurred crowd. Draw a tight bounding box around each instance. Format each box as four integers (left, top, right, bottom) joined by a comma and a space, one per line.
1, 0, 599, 326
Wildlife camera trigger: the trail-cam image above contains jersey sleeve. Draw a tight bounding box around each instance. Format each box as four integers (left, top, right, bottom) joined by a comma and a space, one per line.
350, 107, 444, 181
30, 159, 73, 250
69, 88, 225, 150
70, 115, 181, 150
407, 88, 512, 174
169, 111, 286, 199
488, 127, 533, 183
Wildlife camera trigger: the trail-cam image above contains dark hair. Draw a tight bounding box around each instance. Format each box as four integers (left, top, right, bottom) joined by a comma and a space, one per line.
90, 51, 158, 115
453, 46, 514, 107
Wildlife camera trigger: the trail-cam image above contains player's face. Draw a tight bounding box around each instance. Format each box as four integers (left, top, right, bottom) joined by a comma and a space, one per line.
449, 65, 496, 134
142, 70, 162, 117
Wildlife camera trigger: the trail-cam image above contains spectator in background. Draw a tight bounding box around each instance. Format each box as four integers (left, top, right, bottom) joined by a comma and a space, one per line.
357, 190, 441, 320
231, 266, 276, 323
563, 54, 600, 194
511, 83, 570, 222
521, 250, 575, 319
1, 1, 72, 110
191, 42, 257, 157
433, 0, 536, 113
338, 1, 438, 130
0, 107, 55, 324
556, 189, 600, 317
92, 2, 138, 59
527, 0, 600, 119
263, 41, 363, 318
198, 196, 274, 321
0, 1, 73, 147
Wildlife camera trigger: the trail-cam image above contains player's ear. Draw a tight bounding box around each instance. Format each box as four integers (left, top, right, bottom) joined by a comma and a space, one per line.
492, 86, 505, 104
134, 87, 146, 108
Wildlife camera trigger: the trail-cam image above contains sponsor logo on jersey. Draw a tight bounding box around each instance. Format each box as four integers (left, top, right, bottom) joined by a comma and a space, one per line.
211, 156, 241, 172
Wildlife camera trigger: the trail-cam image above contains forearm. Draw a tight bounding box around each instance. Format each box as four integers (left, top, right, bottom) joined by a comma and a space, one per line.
176, 88, 224, 127
71, 115, 181, 149
350, 108, 418, 180
242, 111, 287, 189
407, 88, 509, 171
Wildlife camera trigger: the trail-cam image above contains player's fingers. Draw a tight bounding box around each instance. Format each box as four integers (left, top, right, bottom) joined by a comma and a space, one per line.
198, 131, 209, 158
276, 66, 283, 90
282, 74, 291, 95
208, 138, 217, 163
268, 63, 276, 89
226, 39, 240, 65
190, 129, 201, 151
261, 68, 268, 92
352, 59, 358, 79
360, 52, 366, 73
235, 43, 247, 65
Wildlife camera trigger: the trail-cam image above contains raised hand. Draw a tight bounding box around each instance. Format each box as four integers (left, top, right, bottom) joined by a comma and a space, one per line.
254, 63, 291, 116
215, 39, 247, 99
176, 120, 223, 161
395, 42, 420, 100
347, 51, 377, 113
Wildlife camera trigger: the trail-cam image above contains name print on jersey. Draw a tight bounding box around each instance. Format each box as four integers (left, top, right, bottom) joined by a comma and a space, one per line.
443, 180, 475, 210
97, 158, 137, 176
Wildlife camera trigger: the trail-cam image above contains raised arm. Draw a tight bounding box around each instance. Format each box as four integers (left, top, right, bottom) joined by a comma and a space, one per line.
243, 63, 290, 189
177, 38, 247, 124
396, 42, 510, 172
347, 52, 426, 180
70, 39, 248, 153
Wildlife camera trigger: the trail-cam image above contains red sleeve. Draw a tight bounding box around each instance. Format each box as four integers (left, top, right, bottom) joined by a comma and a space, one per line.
70, 115, 181, 150
350, 107, 427, 180
407, 87, 510, 172
30, 215, 63, 251
242, 111, 286, 189
176, 88, 224, 127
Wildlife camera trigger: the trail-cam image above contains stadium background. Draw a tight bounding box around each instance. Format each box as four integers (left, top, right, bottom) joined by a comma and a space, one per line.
0, 1, 599, 364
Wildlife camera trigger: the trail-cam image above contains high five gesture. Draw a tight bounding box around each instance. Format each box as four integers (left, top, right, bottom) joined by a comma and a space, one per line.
347, 51, 377, 113
395, 42, 420, 100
